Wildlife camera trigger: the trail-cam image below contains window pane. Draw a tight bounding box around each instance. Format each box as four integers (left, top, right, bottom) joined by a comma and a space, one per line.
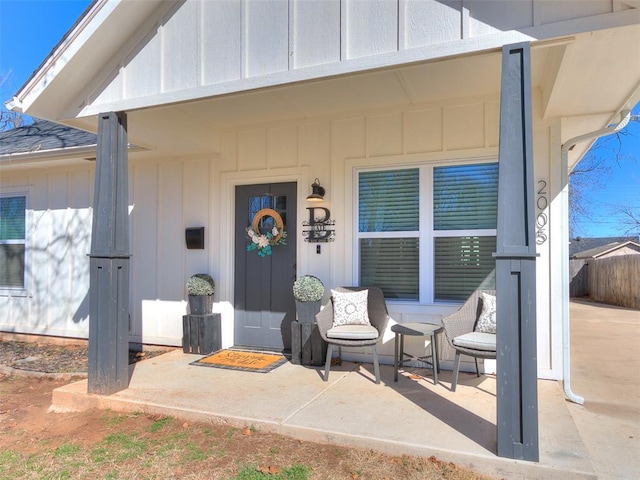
359, 169, 419, 232
0, 196, 26, 240
0, 244, 25, 288
360, 238, 419, 299
434, 236, 496, 301
248, 196, 261, 213
434, 163, 498, 230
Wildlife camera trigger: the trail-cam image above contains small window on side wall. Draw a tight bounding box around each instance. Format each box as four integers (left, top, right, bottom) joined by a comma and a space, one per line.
0, 195, 26, 289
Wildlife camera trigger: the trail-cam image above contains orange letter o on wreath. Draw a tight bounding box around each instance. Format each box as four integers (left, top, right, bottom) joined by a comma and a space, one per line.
252, 208, 285, 243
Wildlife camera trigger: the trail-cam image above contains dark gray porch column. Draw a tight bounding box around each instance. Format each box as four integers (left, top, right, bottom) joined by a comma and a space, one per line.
88, 111, 130, 395
495, 43, 539, 461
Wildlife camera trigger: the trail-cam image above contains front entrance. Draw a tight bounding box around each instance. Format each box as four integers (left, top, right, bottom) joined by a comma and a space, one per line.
234, 183, 297, 351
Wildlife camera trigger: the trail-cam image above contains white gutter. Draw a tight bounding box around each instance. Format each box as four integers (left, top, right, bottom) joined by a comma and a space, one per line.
560, 109, 631, 405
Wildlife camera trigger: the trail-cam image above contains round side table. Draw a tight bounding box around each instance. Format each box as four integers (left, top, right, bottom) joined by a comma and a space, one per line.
391, 322, 443, 385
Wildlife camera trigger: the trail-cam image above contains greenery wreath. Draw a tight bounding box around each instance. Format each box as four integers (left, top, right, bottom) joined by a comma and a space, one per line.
246, 208, 287, 257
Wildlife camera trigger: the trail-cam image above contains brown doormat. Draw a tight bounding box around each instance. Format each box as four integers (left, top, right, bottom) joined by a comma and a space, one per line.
190, 349, 287, 373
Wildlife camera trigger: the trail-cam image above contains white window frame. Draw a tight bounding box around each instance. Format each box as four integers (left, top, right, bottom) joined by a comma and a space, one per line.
0, 190, 29, 295
354, 158, 497, 305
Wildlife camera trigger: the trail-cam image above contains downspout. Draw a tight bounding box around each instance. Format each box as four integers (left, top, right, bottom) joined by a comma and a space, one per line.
560, 109, 631, 404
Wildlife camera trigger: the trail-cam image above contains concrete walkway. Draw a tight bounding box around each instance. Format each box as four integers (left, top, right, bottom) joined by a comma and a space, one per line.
50, 300, 639, 480
565, 300, 640, 480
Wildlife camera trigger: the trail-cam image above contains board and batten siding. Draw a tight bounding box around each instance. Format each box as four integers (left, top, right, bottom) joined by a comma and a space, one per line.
88, 0, 617, 109
0, 90, 561, 378
217, 92, 558, 378
0, 168, 93, 339
0, 157, 220, 347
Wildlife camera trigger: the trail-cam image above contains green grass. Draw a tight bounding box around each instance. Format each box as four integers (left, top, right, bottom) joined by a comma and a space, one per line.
102, 433, 148, 461
234, 464, 311, 480
89, 446, 109, 464
55, 443, 81, 457
148, 416, 171, 433
101, 413, 129, 428
183, 442, 208, 461
0, 450, 23, 476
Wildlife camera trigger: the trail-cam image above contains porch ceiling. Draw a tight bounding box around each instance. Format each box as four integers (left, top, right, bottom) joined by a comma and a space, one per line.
64, 25, 639, 165
67, 47, 542, 158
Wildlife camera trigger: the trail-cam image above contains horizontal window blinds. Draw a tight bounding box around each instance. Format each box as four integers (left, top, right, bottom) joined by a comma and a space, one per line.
359, 169, 419, 232
360, 238, 419, 299
434, 163, 498, 230
0, 196, 26, 240
0, 244, 25, 288
0, 196, 26, 288
434, 236, 496, 301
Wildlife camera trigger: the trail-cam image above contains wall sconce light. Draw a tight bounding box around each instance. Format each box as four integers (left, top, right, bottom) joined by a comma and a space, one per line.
306, 178, 325, 202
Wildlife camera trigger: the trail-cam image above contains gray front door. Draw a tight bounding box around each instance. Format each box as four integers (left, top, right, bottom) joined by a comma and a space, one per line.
234, 183, 297, 350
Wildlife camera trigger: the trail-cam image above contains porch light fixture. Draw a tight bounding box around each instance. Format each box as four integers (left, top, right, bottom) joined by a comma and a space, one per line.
306, 178, 325, 202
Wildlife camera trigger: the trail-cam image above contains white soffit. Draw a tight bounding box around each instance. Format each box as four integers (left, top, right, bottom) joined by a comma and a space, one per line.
543, 24, 640, 119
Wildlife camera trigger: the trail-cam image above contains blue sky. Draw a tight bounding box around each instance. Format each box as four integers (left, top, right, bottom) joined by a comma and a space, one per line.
1, 0, 638, 237
0, 0, 92, 99
571, 104, 639, 238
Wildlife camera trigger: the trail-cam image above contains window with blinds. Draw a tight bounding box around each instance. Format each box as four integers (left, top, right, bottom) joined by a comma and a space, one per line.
358, 169, 419, 299
360, 238, 419, 299
356, 162, 497, 303
0, 195, 26, 289
433, 163, 497, 301
434, 163, 498, 230
434, 236, 496, 301
359, 169, 419, 232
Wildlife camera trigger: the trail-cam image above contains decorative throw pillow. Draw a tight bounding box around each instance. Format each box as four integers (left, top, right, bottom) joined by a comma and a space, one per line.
331, 289, 370, 327
474, 292, 497, 334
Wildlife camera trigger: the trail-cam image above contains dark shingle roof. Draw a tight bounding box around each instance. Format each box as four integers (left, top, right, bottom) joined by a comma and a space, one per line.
0, 119, 96, 156
569, 236, 640, 258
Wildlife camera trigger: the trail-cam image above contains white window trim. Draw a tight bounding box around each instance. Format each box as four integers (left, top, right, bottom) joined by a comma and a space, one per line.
0, 189, 29, 296
353, 157, 497, 305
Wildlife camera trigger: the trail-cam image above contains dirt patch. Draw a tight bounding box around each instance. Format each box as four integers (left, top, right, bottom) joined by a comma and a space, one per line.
0, 373, 496, 480
0, 339, 169, 375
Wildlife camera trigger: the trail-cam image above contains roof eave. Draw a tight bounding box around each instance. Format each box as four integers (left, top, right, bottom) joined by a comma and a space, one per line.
6, 0, 112, 114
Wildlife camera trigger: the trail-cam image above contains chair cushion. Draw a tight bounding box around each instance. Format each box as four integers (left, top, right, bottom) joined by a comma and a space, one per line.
474, 292, 496, 334
453, 332, 496, 352
331, 289, 370, 327
327, 325, 379, 340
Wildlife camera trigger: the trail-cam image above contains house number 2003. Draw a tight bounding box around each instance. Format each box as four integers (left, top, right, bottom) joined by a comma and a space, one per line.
536, 180, 548, 245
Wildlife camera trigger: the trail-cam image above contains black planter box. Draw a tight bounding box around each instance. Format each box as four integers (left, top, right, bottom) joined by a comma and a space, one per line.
291, 320, 326, 366
182, 313, 221, 354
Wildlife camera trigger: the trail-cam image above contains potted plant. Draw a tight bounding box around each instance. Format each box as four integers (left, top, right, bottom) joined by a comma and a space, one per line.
186, 273, 215, 315
293, 275, 324, 323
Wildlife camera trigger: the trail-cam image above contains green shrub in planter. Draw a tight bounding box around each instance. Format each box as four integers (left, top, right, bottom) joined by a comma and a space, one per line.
187, 274, 215, 315
293, 275, 324, 324
292, 275, 324, 302
187, 274, 215, 296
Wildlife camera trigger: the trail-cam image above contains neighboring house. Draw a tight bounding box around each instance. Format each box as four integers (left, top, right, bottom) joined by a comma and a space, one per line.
569, 238, 640, 305
2, 0, 640, 381
570, 237, 640, 259
569, 237, 640, 302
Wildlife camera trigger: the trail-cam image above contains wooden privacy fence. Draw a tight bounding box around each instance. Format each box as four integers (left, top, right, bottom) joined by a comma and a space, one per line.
587, 255, 640, 309
569, 259, 588, 297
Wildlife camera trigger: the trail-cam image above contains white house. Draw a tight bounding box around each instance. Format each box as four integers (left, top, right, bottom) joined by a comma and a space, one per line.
2, 0, 640, 383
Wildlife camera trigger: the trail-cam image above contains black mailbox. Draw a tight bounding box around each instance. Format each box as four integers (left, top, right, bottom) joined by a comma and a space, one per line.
185, 227, 205, 249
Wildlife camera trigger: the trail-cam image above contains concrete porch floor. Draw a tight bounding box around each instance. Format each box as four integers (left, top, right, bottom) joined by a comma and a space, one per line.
51, 300, 639, 480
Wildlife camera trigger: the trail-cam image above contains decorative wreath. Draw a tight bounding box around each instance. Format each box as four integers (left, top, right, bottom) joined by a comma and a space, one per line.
246, 208, 287, 257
